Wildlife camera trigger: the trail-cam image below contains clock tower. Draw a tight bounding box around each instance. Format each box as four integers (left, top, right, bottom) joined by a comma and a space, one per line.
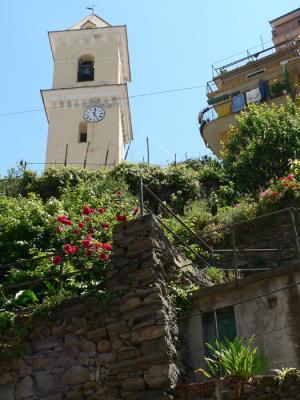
41, 14, 132, 169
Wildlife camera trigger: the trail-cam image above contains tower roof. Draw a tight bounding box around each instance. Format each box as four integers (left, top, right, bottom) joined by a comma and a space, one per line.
68, 14, 111, 30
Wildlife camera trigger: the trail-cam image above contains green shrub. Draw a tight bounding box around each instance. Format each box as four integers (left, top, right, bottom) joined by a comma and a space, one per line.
222, 100, 300, 193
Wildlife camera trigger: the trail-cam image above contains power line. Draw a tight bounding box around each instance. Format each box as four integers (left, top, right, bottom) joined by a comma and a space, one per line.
0, 84, 206, 119
178, 279, 300, 321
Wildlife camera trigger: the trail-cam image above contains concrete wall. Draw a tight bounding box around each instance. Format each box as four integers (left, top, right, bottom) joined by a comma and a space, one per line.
184, 264, 300, 379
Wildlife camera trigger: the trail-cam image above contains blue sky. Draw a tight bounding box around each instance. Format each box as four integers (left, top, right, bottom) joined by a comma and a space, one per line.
0, 0, 299, 175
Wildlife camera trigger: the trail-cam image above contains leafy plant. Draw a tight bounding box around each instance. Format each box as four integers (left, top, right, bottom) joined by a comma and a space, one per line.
273, 367, 297, 382
222, 100, 300, 193
197, 337, 267, 400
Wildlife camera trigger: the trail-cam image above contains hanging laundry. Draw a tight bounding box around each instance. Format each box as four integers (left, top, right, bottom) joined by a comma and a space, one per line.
232, 93, 246, 112
258, 80, 269, 102
246, 87, 261, 104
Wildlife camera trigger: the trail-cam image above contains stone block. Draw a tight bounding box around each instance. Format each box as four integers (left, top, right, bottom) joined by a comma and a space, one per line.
63, 365, 89, 385
131, 325, 166, 344
15, 376, 34, 399
96, 352, 116, 366
0, 372, 16, 385
144, 364, 179, 390
34, 337, 63, 352
120, 297, 142, 313
80, 338, 96, 353
64, 333, 78, 349
77, 352, 90, 366
122, 377, 146, 391
35, 371, 60, 396
116, 346, 139, 361
98, 340, 111, 353
86, 327, 107, 340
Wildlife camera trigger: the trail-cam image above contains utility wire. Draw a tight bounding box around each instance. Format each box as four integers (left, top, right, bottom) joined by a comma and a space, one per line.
0, 84, 206, 118
178, 279, 300, 321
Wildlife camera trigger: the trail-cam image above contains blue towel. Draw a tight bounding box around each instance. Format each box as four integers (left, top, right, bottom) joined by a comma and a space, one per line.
259, 80, 269, 101
232, 94, 246, 112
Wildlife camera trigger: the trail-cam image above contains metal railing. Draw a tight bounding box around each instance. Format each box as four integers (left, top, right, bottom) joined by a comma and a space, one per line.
201, 79, 290, 126
139, 177, 300, 286
211, 38, 298, 78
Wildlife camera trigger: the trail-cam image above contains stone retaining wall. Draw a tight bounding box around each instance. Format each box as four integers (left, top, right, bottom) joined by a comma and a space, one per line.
0, 215, 185, 400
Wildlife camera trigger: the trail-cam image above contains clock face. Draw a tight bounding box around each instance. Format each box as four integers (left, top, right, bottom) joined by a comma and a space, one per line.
83, 106, 105, 123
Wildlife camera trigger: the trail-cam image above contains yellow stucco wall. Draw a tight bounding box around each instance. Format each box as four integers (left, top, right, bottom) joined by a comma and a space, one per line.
43, 16, 132, 169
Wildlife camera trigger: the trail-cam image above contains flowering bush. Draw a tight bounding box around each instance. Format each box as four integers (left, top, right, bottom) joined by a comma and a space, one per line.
289, 159, 300, 180
259, 175, 299, 203
52, 195, 140, 266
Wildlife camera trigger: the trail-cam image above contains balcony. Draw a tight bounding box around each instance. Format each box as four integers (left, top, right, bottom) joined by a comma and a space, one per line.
199, 40, 300, 156
200, 91, 290, 156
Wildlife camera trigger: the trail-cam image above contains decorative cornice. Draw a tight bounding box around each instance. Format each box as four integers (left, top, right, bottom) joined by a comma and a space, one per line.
41, 84, 132, 143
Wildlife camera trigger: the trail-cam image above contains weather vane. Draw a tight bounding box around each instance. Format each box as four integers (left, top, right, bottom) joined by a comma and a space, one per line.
86, 4, 98, 15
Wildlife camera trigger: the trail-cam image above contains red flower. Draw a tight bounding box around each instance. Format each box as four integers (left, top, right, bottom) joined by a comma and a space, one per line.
101, 223, 109, 229
102, 243, 112, 251
86, 248, 93, 258
287, 175, 295, 181
73, 229, 79, 235
278, 178, 283, 181
133, 207, 140, 216
283, 183, 288, 187
98, 207, 105, 214
72, 246, 78, 253
271, 191, 279, 197
292, 183, 298, 188
55, 226, 62, 234
116, 215, 126, 222
64, 243, 74, 254
90, 227, 96, 234
78, 222, 85, 229
100, 253, 110, 261
82, 206, 96, 216
81, 239, 90, 248
115, 191, 123, 197
86, 235, 92, 240
52, 255, 62, 265
57, 215, 72, 225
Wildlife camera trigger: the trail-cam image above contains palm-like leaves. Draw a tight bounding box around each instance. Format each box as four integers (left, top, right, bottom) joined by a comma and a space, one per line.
206, 336, 267, 381
198, 337, 267, 400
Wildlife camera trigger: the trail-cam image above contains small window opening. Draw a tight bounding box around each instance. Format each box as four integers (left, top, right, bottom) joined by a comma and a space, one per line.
78, 55, 95, 82
202, 307, 237, 355
79, 122, 87, 143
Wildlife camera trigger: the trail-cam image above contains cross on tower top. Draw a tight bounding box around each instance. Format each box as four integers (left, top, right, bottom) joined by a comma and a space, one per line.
86, 4, 98, 15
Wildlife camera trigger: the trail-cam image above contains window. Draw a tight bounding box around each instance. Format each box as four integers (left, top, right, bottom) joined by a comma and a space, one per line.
246, 69, 266, 79
78, 55, 95, 82
202, 307, 236, 354
79, 121, 87, 143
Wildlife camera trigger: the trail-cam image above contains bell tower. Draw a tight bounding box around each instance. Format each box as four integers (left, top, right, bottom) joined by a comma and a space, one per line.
41, 14, 132, 168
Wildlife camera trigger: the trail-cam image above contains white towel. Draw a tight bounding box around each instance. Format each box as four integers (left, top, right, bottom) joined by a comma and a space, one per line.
246, 88, 261, 104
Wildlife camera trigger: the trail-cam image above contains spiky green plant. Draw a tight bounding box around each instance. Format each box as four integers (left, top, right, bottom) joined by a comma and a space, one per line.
197, 336, 267, 400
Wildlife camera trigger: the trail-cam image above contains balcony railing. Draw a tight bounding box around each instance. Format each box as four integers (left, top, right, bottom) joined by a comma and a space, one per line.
210, 38, 298, 80
200, 78, 291, 127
